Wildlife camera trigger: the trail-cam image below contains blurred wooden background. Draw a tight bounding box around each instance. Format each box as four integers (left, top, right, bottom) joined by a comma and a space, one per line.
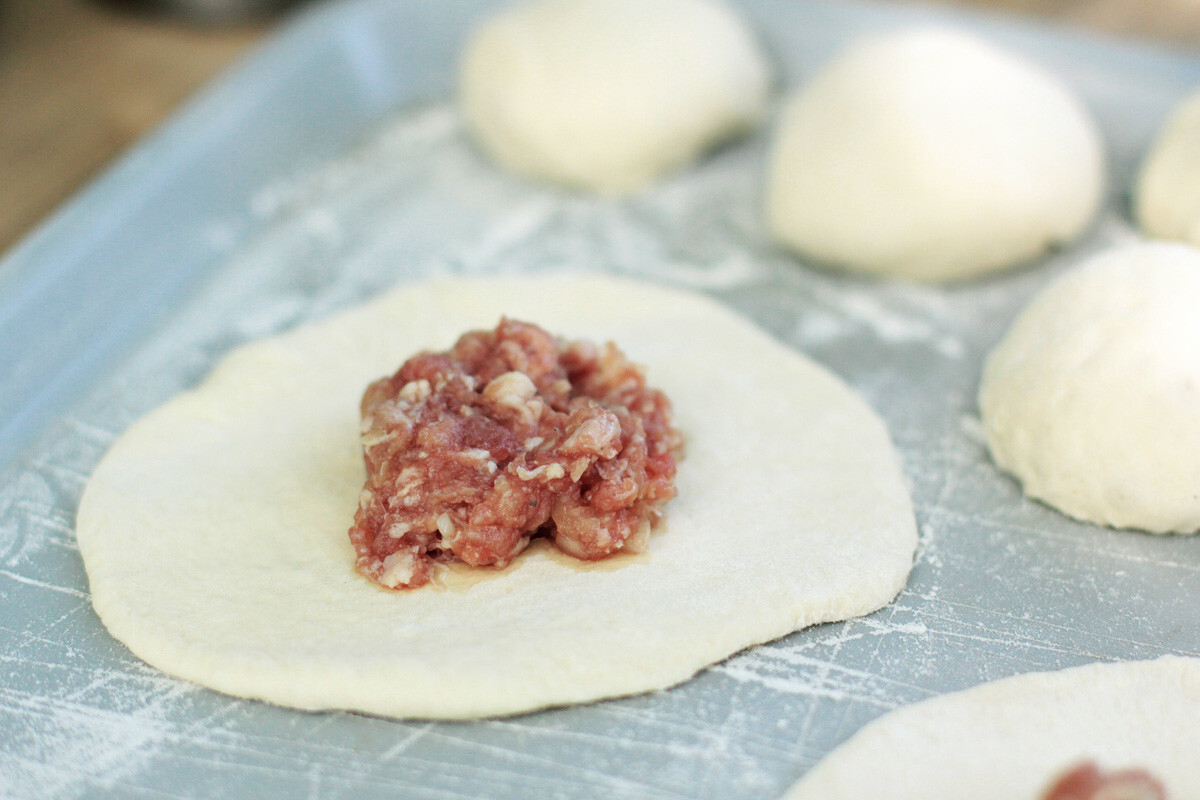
2, 0, 1198, 254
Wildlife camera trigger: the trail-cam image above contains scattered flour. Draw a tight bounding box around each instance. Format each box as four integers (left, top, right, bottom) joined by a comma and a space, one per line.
5, 43, 1196, 795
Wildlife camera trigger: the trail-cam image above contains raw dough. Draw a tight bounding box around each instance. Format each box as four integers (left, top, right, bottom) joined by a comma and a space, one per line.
764, 26, 1105, 282
458, 0, 771, 194
783, 657, 1200, 800
979, 242, 1200, 533
1135, 90, 1200, 246
76, 275, 917, 720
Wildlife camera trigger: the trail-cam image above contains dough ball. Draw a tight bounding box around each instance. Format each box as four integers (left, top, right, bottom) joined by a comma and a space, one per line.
1135, 90, 1200, 245
765, 27, 1106, 282
979, 242, 1200, 533
458, 0, 772, 194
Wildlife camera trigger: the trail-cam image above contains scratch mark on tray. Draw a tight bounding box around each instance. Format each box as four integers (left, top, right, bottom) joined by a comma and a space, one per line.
0, 569, 87, 598
445, 726, 694, 798
380, 721, 434, 761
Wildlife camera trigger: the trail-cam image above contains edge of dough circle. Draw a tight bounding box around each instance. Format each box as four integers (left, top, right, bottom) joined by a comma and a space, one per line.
783, 656, 1200, 799
76, 274, 917, 720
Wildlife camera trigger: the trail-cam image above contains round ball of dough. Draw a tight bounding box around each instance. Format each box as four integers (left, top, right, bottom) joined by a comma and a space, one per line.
765, 27, 1106, 282
458, 0, 772, 194
979, 242, 1200, 533
1135, 90, 1200, 246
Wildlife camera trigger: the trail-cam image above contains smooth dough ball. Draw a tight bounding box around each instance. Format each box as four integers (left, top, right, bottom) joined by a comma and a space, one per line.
1135, 90, 1200, 245
458, 0, 772, 194
765, 27, 1106, 282
979, 242, 1200, 533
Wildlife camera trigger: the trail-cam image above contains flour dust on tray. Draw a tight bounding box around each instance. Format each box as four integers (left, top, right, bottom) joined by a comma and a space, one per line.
75, 275, 916, 720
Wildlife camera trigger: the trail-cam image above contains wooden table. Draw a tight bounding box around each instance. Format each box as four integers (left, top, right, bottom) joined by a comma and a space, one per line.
0, 0, 264, 253
1, 0, 1197, 255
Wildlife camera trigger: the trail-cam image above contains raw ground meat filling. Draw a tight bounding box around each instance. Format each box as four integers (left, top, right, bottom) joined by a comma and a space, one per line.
1041, 763, 1167, 800
349, 318, 683, 589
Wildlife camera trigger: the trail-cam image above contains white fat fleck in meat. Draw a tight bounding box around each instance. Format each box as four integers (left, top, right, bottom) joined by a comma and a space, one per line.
386, 521, 412, 538
361, 429, 400, 448
569, 458, 589, 481
436, 513, 457, 543
555, 519, 615, 559
398, 379, 432, 405
484, 370, 535, 401
623, 518, 652, 554
524, 436, 544, 449
378, 549, 419, 588
460, 448, 491, 462
483, 371, 544, 425
373, 400, 411, 427
515, 463, 566, 481
396, 466, 423, 506
562, 411, 621, 458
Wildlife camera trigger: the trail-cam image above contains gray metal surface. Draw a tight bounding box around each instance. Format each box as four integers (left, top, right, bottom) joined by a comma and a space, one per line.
3, 1, 1200, 797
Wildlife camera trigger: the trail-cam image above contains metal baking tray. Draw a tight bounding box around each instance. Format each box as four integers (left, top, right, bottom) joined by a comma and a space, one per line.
3, 0, 1200, 797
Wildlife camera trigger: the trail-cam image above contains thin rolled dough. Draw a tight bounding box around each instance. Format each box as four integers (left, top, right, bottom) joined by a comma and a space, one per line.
76, 275, 916, 719
783, 657, 1200, 800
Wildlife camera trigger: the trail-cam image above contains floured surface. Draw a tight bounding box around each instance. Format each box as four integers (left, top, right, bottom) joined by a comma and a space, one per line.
75, 275, 916, 719
4, 0, 1200, 797
784, 657, 1200, 799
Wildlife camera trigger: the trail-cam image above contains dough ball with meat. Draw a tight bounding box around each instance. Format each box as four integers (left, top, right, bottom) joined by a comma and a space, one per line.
765, 27, 1106, 282
1135, 90, 1200, 246
458, 0, 772, 194
979, 242, 1200, 533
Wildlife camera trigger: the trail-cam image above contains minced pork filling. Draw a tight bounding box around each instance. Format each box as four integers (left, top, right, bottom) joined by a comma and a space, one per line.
1040, 763, 1166, 800
349, 318, 683, 589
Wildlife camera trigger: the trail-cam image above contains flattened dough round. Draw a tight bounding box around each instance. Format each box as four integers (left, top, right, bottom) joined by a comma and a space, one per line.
979, 242, 1200, 533
459, 0, 771, 194
765, 27, 1105, 282
783, 657, 1200, 800
1135, 90, 1200, 246
76, 275, 916, 719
